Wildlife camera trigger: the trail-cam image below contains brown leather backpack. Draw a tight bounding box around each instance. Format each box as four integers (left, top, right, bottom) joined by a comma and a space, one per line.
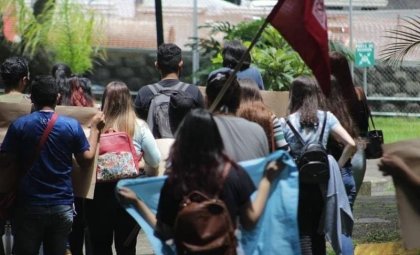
173, 164, 237, 255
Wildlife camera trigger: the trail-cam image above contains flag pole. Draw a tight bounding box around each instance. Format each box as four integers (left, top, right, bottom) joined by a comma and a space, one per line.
209, 18, 270, 113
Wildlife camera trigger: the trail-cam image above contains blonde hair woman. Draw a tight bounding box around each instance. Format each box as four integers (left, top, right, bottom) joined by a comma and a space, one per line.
86, 81, 161, 255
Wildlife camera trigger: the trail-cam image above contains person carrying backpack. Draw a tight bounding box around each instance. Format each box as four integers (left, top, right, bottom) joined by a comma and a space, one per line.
86, 81, 161, 255
279, 76, 355, 255
134, 43, 204, 138
119, 109, 283, 254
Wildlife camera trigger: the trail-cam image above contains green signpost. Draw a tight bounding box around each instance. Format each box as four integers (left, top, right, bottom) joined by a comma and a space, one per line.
355, 42, 375, 68
355, 42, 375, 96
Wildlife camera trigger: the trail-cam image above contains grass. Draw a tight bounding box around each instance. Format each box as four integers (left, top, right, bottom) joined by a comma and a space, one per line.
374, 117, 420, 144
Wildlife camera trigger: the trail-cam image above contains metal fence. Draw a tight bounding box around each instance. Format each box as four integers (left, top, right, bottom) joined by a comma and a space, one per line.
327, 0, 420, 116
14, 0, 420, 117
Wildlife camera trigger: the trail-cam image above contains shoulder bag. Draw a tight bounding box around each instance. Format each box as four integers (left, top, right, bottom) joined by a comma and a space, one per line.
96, 130, 143, 182
358, 89, 384, 159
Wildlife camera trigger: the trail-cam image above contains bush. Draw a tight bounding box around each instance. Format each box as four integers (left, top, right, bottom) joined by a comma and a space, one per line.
404, 103, 420, 113
381, 103, 398, 112
379, 82, 398, 96
404, 81, 420, 96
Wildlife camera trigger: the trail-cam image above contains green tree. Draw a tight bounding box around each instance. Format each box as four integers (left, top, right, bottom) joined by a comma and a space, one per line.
380, 16, 420, 66
192, 19, 310, 91
0, 0, 105, 74
191, 19, 355, 91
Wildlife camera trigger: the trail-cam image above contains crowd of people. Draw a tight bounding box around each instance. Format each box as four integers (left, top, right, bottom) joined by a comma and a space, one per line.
0, 42, 410, 255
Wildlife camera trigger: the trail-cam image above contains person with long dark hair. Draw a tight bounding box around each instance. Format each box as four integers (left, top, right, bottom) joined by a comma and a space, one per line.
280, 76, 356, 255
325, 76, 359, 205
119, 108, 281, 253
329, 52, 370, 196
325, 76, 359, 255
86, 81, 161, 255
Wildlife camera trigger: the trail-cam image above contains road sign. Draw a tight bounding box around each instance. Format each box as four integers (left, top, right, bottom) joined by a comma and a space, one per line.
355, 42, 375, 68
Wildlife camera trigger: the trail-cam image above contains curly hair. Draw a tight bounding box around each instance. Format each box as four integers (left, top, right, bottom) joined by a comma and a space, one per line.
237, 101, 274, 151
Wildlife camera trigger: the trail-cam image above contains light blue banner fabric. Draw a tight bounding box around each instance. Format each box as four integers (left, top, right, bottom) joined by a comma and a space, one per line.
117, 150, 301, 255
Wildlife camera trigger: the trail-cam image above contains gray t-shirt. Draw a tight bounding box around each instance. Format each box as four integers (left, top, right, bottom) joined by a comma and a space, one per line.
214, 115, 269, 162
279, 110, 339, 156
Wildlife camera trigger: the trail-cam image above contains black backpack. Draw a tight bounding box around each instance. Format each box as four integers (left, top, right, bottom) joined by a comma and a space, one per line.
146, 82, 190, 138
286, 112, 330, 184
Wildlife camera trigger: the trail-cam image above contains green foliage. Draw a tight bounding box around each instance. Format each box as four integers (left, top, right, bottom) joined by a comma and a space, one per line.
329, 40, 355, 62
48, 0, 105, 73
190, 19, 356, 90
380, 16, 420, 66
0, 0, 105, 74
192, 19, 310, 91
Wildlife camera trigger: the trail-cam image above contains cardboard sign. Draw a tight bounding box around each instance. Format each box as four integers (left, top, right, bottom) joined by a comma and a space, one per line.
0, 102, 99, 199
197, 86, 289, 117
383, 139, 420, 249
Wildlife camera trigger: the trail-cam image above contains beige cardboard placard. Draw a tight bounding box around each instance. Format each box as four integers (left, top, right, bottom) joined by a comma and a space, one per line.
144, 138, 174, 176
71, 146, 99, 199
0, 102, 98, 199
0, 102, 31, 141
383, 139, 420, 249
197, 86, 289, 117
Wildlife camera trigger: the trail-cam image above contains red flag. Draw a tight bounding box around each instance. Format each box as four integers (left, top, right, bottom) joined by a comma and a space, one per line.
268, 0, 331, 96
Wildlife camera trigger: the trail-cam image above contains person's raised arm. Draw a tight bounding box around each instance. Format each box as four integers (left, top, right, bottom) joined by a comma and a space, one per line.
118, 187, 157, 227
331, 123, 356, 168
75, 112, 105, 168
239, 160, 283, 230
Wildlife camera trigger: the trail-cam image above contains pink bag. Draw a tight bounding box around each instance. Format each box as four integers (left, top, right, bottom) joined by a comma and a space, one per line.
97, 131, 142, 182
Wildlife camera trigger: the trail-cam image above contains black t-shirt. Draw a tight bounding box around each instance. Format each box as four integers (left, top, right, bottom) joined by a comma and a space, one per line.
133, 79, 205, 120
155, 164, 256, 240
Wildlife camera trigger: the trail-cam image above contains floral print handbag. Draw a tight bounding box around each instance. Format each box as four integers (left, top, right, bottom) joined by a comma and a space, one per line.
97, 130, 142, 182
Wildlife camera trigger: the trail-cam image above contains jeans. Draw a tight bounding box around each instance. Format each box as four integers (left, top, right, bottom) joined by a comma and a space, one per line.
14, 204, 73, 255
340, 166, 356, 255
341, 167, 357, 209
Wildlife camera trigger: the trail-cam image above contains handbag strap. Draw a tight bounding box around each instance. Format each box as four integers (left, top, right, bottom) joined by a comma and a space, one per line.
27, 113, 59, 171
318, 111, 327, 144
356, 87, 376, 131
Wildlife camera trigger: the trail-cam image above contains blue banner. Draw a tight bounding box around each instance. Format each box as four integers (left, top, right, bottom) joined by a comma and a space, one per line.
117, 150, 301, 255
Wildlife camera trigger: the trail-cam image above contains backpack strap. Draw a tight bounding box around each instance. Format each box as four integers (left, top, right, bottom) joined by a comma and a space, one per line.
318, 111, 328, 144
178, 82, 189, 92
147, 83, 160, 96
172, 82, 187, 91
286, 119, 306, 146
